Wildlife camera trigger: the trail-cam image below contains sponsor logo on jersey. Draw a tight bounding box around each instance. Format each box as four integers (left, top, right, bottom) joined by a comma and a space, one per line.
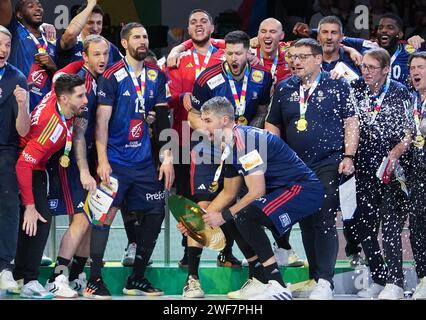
114, 68, 127, 82
37, 115, 59, 145
147, 69, 158, 81
146, 190, 166, 201
22, 150, 37, 164
251, 70, 264, 83
198, 184, 206, 190
48, 199, 59, 210
123, 90, 131, 96
49, 123, 64, 144
128, 119, 144, 141
207, 74, 225, 89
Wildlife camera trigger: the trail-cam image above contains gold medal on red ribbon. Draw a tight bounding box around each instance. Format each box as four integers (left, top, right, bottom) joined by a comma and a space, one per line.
60, 155, 70, 168
296, 118, 308, 131
414, 135, 425, 149
237, 116, 248, 125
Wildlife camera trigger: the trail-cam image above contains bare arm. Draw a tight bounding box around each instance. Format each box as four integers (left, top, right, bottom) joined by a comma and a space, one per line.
207, 176, 243, 212
264, 121, 281, 136
187, 108, 205, 130
339, 115, 359, 175
386, 130, 412, 174
60, 0, 97, 50
96, 104, 112, 184
0, 0, 13, 27
228, 172, 265, 216
14, 85, 30, 137
249, 104, 268, 129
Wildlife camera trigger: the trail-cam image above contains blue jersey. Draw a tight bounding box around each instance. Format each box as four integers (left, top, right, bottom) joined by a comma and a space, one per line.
97, 59, 168, 166
0, 63, 29, 152
223, 126, 317, 191
8, 17, 56, 111
321, 47, 361, 77
191, 63, 272, 123
56, 37, 123, 69
343, 37, 423, 87
267, 72, 356, 171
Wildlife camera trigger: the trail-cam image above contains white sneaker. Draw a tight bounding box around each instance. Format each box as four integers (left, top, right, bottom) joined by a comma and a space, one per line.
182, 276, 204, 298
357, 282, 385, 299
0, 270, 19, 291
122, 242, 137, 267
309, 279, 334, 300
7, 278, 23, 294
274, 245, 305, 267
227, 277, 268, 300
378, 284, 404, 300
69, 272, 87, 296
413, 277, 426, 300
249, 280, 292, 300
45, 274, 78, 298
290, 279, 316, 298
21, 280, 54, 299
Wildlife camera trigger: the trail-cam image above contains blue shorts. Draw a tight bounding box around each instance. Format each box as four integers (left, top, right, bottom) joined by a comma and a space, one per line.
190, 141, 223, 201
111, 161, 164, 212
47, 150, 97, 216
251, 181, 324, 236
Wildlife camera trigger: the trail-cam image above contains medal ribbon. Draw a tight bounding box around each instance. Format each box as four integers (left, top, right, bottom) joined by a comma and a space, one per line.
413, 94, 426, 136
387, 45, 402, 82
299, 73, 321, 121
19, 22, 48, 53
260, 49, 279, 79
193, 45, 214, 79
210, 144, 231, 186
366, 76, 390, 125
124, 57, 146, 115
225, 63, 249, 116
0, 66, 5, 81
57, 103, 73, 157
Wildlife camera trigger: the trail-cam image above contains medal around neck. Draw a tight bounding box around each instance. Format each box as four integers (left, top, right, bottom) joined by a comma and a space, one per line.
414, 135, 425, 149
59, 155, 70, 168
296, 118, 308, 131
168, 195, 226, 251
84, 176, 119, 226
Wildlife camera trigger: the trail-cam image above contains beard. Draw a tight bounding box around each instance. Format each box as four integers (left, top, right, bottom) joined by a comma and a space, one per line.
192, 36, 210, 47
129, 46, 148, 61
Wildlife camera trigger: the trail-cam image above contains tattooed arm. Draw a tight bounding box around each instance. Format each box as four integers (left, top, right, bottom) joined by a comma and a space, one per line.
249, 104, 268, 129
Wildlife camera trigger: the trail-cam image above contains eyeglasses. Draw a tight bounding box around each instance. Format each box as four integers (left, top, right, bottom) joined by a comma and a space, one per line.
360, 64, 382, 72
286, 53, 315, 62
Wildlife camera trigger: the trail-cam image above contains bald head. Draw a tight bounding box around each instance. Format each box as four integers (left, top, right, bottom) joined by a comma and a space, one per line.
258, 18, 284, 56
259, 18, 283, 32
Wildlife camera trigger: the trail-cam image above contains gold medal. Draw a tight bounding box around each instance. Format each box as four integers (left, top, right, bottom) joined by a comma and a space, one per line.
414, 135, 425, 149
296, 119, 308, 131
208, 181, 219, 193
59, 155, 70, 168
237, 116, 248, 125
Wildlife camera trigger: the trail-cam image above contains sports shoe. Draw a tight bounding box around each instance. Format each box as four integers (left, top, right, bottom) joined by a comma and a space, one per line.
20, 280, 54, 299
45, 274, 78, 298
70, 272, 87, 296
0, 269, 19, 292
122, 276, 163, 296
83, 278, 112, 300
274, 246, 305, 267
183, 275, 205, 298
7, 278, 23, 294
309, 278, 334, 300
357, 282, 385, 299
290, 279, 316, 298
227, 277, 268, 300
40, 255, 53, 266
249, 280, 292, 300
178, 251, 188, 268
349, 253, 365, 268
217, 251, 242, 268
413, 277, 426, 300
378, 284, 404, 300
122, 242, 137, 267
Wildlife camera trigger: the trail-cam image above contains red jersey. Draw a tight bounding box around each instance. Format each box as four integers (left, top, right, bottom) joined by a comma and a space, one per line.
16, 92, 73, 205
168, 43, 224, 146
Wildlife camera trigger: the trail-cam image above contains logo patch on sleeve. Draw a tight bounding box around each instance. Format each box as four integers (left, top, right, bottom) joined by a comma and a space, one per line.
251, 70, 264, 83
238, 150, 264, 172
207, 74, 225, 89
114, 68, 127, 82
49, 123, 64, 144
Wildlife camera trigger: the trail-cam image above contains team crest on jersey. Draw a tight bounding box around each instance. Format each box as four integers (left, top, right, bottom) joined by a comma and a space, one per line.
128, 119, 144, 141
316, 90, 325, 102
48, 199, 59, 210
251, 70, 264, 83
279, 213, 291, 229
405, 44, 416, 54
147, 69, 158, 81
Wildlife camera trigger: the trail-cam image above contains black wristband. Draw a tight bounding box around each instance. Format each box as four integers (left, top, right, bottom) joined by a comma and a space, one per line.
221, 208, 234, 222
343, 154, 355, 161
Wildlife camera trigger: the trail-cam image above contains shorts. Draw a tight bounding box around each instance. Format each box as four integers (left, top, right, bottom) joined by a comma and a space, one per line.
111, 161, 164, 212
251, 181, 324, 236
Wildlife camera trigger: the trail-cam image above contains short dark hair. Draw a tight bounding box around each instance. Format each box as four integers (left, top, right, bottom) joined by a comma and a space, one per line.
364, 48, 391, 68
189, 9, 213, 24
120, 22, 145, 41
15, 0, 27, 14
54, 74, 85, 97
224, 30, 250, 49
76, 3, 104, 16
409, 51, 426, 67
83, 34, 109, 55
292, 38, 323, 56
318, 15, 343, 33
379, 13, 404, 31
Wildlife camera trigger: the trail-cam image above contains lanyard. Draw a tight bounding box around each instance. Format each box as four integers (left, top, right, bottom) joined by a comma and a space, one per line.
414, 94, 426, 135
260, 49, 279, 79
19, 22, 48, 53
193, 45, 213, 79
57, 103, 73, 157
124, 57, 146, 114
387, 45, 402, 81
225, 63, 249, 116
0, 66, 5, 81
211, 144, 231, 185
299, 73, 321, 120
365, 77, 391, 125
